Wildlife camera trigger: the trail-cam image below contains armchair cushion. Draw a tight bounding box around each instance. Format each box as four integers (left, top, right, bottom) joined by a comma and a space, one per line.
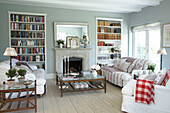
162, 69, 170, 86
122, 62, 131, 72
155, 68, 166, 85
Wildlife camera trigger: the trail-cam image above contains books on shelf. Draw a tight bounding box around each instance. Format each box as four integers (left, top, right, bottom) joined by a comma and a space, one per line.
11, 31, 45, 38
14, 47, 44, 54
11, 14, 44, 23
11, 23, 45, 30
97, 21, 121, 27
11, 39, 44, 46
9, 12, 46, 63
97, 33, 121, 40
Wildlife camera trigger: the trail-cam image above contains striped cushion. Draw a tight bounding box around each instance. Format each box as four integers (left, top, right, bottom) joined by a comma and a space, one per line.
162, 69, 170, 86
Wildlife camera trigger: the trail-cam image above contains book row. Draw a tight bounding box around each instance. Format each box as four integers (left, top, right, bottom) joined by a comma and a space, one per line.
97, 27, 121, 33
10, 14, 44, 23
98, 21, 121, 27
11, 31, 45, 38
97, 34, 121, 40
97, 41, 115, 46
14, 47, 44, 54
13, 55, 45, 62
11, 23, 45, 30
11, 39, 44, 46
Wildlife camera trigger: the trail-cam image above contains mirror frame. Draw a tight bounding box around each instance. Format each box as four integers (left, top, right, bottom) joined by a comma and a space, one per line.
53, 22, 90, 47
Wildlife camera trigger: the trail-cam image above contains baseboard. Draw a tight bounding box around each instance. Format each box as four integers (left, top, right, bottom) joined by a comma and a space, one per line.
46, 73, 55, 79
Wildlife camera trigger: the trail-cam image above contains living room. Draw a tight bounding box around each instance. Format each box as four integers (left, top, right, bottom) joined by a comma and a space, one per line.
0, 0, 170, 113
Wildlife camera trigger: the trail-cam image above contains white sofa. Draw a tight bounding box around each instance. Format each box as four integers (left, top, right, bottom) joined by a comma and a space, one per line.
0, 58, 46, 96
121, 76, 170, 113
101, 57, 150, 87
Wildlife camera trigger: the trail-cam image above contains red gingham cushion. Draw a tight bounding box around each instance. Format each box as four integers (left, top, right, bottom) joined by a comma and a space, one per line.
162, 69, 170, 86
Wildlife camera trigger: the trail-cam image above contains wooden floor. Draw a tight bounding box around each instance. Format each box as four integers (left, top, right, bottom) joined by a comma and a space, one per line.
12, 79, 124, 113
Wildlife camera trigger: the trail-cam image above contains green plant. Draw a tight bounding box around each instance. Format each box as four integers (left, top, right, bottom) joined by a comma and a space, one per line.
111, 48, 115, 52
6, 68, 17, 80
56, 39, 64, 45
17, 69, 26, 77
147, 63, 156, 72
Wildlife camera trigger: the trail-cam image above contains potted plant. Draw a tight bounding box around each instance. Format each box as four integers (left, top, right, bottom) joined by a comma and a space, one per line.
6, 68, 17, 87
56, 39, 64, 48
147, 63, 156, 73
111, 48, 115, 53
17, 69, 26, 83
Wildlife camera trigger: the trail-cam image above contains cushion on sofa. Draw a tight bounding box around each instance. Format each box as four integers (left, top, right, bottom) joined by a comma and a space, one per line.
155, 68, 166, 85
144, 73, 157, 81
127, 64, 135, 73
162, 69, 170, 86
122, 62, 131, 72
132, 59, 149, 70
114, 59, 126, 69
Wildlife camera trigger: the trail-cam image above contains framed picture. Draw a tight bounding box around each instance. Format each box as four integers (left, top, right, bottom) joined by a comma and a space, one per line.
66, 37, 80, 48
163, 23, 170, 48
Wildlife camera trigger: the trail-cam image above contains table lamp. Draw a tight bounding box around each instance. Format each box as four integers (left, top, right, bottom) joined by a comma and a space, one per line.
157, 48, 167, 70
3, 47, 17, 69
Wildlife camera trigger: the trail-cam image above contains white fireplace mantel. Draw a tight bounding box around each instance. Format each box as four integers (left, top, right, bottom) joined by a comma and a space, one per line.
54, 48, 92, 73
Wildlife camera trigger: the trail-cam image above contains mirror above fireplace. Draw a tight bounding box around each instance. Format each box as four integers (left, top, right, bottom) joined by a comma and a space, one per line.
54, 22, 89, 47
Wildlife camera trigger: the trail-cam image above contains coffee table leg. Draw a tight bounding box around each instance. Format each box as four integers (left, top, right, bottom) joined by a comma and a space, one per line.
104, 77, 106, 93
60, 80, 63, 97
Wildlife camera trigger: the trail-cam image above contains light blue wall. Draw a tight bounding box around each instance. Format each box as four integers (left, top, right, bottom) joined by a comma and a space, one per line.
0, 3, 129, 74
129, 0, 170, 69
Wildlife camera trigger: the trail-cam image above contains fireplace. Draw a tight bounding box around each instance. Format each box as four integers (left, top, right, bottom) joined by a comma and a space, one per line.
63, 57, 82, 74
54, 48, 91, 73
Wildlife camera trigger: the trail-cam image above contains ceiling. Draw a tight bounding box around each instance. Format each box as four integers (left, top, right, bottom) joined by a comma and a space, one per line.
0, 0, 163, 13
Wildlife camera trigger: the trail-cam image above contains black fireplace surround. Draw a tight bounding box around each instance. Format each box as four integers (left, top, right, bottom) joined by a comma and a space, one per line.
63, 57, 82, 74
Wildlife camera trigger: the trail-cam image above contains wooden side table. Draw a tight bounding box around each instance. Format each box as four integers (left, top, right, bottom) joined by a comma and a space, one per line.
0, 81, 37, 112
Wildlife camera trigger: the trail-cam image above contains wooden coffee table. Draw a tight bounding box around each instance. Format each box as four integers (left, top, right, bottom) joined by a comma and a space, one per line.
0, 81, 37, 112
56, 73, 106, 97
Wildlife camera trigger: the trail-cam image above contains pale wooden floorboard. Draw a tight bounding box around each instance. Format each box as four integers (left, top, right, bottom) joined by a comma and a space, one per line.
7, 79, 124, 113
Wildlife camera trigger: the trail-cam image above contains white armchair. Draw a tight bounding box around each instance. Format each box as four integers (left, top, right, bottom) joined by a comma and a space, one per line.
121, 78, 170, 113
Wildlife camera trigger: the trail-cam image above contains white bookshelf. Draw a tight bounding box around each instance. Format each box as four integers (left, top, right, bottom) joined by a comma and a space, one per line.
96, 17, 123, 66
8, 11, 46, 70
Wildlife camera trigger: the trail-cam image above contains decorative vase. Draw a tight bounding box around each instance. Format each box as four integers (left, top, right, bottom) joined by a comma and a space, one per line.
60, 44, 63, 48
18, 77, 25, 84
92, 70, 97, 77
7, 79, 15, 87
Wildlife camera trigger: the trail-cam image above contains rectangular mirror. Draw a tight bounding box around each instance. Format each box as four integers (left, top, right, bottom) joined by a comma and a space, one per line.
54, 22, 89, 47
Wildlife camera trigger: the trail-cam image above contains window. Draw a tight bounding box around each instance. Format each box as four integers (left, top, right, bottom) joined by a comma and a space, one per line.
132, 22, 161, 72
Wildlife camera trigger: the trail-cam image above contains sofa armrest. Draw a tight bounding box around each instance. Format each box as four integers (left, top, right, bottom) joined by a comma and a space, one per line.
32, 69, 46, 79
131, 70, 149, 79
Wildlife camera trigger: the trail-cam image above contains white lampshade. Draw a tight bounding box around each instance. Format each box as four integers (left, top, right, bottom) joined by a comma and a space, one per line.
157, 48, 167, 55
3, 47, 17, 56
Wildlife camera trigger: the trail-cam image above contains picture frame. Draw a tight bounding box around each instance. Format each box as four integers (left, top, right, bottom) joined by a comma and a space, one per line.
163, 23, 170, 48
66, 37, 80, 48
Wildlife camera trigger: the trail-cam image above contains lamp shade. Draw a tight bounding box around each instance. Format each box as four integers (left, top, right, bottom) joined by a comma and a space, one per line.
3, 47, 17, 56
157, 48, 167, 55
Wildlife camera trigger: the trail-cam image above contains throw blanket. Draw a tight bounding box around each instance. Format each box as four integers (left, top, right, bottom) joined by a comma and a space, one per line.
135, 79, 155, 105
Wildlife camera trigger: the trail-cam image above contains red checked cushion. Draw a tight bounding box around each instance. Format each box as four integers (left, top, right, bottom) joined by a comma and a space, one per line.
162, 69, 170, 86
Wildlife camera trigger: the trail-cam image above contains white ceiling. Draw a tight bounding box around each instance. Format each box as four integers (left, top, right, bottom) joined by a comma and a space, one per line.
0, 0, 163, 13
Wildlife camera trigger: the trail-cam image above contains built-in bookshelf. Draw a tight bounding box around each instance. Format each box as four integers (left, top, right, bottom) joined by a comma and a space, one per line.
96, 18, 123, 66
9, 11, 46, 69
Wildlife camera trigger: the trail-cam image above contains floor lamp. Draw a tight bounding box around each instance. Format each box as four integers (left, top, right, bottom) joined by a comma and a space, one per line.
3, 47, 17, 69
157, 48, 167, 70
